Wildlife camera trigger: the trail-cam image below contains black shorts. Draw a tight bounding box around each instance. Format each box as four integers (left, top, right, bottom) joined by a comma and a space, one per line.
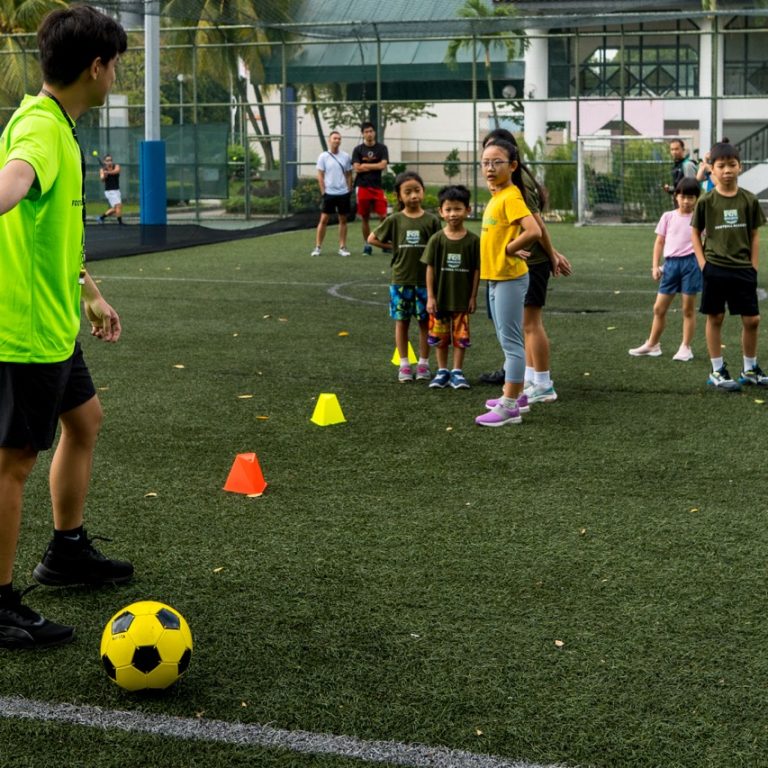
321, 193, 351, 216
524, 260, 552, 308
0, 342, 96, 451
699, 263, 760, 317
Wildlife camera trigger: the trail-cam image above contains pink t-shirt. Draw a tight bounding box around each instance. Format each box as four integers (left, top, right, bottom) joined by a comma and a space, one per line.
655, 209, 694, 258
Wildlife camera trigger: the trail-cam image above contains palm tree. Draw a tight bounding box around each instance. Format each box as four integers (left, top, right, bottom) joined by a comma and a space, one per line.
0, 0, 67, 110
161, 0, 300, 170
445, 0, 526, 129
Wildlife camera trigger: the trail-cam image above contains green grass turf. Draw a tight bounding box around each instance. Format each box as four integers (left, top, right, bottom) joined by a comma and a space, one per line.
3, 223, 768, 767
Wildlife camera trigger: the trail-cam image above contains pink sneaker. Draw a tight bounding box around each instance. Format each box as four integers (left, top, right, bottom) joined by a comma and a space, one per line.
485, 394, 529, 413
475, 403, 522, 427
628, 342, 661, 357
398, 365, 414, 383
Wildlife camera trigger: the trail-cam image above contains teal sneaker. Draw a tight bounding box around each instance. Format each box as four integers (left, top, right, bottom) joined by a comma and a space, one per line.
708, 365, 741, 391
739, 365, 768, 386
527, 383, 558, 403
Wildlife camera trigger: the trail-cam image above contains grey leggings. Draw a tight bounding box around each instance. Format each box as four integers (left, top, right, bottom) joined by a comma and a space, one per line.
488, 276, 529, 384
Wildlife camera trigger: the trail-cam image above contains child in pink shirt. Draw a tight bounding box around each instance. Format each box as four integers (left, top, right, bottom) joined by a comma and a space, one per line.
629, 178, 702, 361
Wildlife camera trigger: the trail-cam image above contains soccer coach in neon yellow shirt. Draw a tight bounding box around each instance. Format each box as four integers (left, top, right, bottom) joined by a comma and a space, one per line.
0, 5, 134, 649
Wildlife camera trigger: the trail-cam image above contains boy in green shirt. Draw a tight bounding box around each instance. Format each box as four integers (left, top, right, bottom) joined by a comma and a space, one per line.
0, 5, 130, 649
421, 186, 480, 389
691, 141, 767, 391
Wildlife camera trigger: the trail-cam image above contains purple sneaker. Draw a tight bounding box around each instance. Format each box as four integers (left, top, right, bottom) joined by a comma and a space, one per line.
485, 394, 530, 413
475, 403, 522, 427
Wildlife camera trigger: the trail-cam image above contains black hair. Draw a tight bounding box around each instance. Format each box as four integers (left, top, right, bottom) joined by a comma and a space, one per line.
360, 121, 375, 133
709, 141, 740, 163
38, 4, 127, 87
675, 177, 701, 198
394, 170, 425, 210
482, 128, 516, 149
438, 184, 471, 209
670, 138, 685, 149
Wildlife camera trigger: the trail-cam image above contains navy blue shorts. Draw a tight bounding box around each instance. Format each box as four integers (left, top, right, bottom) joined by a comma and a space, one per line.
659, 254, 702, 295
0, 342, 96, 451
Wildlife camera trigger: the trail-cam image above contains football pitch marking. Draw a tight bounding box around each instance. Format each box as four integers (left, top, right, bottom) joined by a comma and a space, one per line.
0, 696, 566, 768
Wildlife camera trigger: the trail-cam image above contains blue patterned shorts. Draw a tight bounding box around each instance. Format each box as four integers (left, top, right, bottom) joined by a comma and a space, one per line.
389, 284, 428, 321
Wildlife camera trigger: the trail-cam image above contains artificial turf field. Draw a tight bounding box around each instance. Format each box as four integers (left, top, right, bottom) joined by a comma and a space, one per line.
2, 223, 767, 768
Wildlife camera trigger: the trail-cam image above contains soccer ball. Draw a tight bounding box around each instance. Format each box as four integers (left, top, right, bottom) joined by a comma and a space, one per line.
100, 601, 193, 691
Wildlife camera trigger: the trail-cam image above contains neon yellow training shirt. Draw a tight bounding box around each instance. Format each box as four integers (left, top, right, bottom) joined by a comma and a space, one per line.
0, 94, 83, 362
480, 184, 532, 281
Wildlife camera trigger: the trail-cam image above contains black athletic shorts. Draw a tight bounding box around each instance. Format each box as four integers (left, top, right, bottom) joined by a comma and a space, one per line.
524, 260, 552, 308
321, 193, 351, 216
699, 263, 759, 317
0, 342, 97, 451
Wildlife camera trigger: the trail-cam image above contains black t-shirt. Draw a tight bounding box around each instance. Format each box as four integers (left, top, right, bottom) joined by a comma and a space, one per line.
352, 142, 389, 188
104, 171, 120, 191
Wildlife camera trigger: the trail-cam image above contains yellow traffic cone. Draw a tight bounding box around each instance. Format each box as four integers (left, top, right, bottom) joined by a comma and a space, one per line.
390, 342, 418, 365
310, 393, 346, 426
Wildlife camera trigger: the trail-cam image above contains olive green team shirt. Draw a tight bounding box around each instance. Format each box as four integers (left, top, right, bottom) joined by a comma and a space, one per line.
0, 94, 84, 362
692, 187, 766, 269
421, 230, 480, 312
373, 211, 441, 285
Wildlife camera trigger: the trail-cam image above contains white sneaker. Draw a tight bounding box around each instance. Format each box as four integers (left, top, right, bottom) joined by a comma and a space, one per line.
628, 342, 661, 357
310, 246, 321, 257
672, 344, 693, 362
338, 247, 350, 257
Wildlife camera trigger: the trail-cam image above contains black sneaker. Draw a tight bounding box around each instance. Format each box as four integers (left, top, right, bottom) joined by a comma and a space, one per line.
33, 531, 134, 587
478, 368, 505, 385
0, 586, 74, 649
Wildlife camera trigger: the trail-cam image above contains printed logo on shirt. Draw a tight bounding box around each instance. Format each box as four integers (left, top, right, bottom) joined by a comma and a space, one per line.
715, 208, 746, 231
405, 230, 421, 245
446, 253, 462, 269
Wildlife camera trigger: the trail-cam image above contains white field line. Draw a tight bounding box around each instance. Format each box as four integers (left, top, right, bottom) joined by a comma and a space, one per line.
0, 696, 569, 768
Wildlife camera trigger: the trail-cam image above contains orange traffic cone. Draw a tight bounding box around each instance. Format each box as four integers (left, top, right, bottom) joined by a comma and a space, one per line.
223, 452, 267, 495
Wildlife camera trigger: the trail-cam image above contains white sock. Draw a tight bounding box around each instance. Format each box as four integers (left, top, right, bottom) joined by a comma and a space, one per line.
744, 356, 757, 371
500, 396, 517, 409
418, 357, 429, 366
711, 357, 724, 372
400, 357, 410, 367
525, 366, 535, 383
534, 370, 551, 387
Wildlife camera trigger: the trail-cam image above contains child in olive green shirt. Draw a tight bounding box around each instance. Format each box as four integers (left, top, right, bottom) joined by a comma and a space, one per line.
421, 185, 480, 390
691, 141, 767, 391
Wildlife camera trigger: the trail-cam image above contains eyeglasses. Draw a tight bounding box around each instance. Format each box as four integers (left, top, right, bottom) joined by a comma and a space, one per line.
481, 159, 509, 169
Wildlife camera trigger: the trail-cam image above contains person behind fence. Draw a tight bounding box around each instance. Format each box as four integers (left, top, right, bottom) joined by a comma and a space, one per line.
311, 130, 352, 257
474, 139, 541, 427
98, 153, 123, 224
368, 171, 440, 383
352, 121, 389, 255
663, 138, 697, 197
421, 185, 480, 391
0, 4, 133, 650
629, 177, 702, 362
691, 141, 767, 391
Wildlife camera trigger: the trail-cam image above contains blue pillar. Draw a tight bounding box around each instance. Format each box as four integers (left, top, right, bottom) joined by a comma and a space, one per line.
139, 140, 167, 225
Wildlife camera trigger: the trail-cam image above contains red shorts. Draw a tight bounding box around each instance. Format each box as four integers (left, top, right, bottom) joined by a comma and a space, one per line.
355, 186, 387, 218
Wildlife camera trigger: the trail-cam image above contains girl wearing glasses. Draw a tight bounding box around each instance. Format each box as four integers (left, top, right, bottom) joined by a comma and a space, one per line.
475, 140, 541, 427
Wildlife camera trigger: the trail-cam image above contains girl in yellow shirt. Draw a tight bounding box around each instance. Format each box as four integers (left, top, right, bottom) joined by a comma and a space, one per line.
475, 139, 541, 427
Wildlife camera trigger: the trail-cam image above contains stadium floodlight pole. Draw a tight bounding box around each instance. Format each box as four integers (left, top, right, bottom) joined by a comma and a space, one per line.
140, 0, 167, 224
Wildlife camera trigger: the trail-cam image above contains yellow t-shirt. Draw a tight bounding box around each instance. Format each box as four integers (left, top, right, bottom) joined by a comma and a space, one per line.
480, 184, 532, 281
